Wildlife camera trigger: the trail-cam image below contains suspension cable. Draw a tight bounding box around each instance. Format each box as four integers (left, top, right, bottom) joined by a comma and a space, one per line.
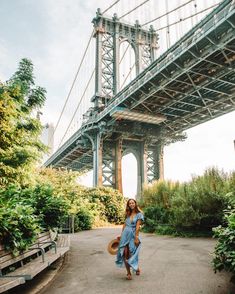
52, 29, 94, 137
155, 3, 219, 32
119, 0, 150, 19
52, 0, 122, 147
103, 0, 121, 14
120, 63, 135, 89
58, 69, 95, 147
142, 0, 194, 26
119, 43, 131, 64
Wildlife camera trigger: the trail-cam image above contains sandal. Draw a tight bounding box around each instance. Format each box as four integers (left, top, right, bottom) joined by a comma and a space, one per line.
136, 269, 140, 275
126, 273, 132, 280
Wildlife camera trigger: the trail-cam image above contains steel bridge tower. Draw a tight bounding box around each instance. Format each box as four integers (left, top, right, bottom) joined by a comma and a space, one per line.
86, 9, 162, 197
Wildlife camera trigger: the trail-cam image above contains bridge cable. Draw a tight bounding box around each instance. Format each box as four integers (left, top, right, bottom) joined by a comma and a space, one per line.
51, 1, 122, 149
60, 39, 133, 146
119, 0, 150, 19
155, 3, 219, 32
142, 0, 194, 26
58, 69, 95, 147
120, 63, 135, 89
50, 29, 94, 140
166, 0, 170, 49
103, 0, 121, 14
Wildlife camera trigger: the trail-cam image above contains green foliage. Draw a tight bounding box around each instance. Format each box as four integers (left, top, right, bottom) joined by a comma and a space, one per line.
0, 197, 40, 254
141, 180, 179, 208
212, 194, 235, 276
74, 208, 94, 231
142, 168, 233, 235
37, 168, 126, 231
143, 206, 170, 233
0, 59, 47, 187
37, 168, 82, 206
0, 184, 69, 230
81, 187, 125, 224
27, 185, 69, 229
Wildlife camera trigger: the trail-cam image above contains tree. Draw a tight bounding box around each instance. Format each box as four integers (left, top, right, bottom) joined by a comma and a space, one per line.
0, 58, 47, 187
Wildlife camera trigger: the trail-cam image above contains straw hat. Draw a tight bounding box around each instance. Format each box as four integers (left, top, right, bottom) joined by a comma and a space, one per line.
107, 238, 120, 255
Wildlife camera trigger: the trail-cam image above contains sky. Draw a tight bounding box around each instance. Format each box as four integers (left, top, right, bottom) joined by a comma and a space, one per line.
0, 0, 234, 197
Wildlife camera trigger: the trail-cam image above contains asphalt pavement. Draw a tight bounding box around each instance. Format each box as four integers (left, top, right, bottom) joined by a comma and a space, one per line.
39, 227, 235, 294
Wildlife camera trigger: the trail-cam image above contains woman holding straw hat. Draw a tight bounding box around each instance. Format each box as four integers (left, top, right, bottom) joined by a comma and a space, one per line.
115, 198, 144, 280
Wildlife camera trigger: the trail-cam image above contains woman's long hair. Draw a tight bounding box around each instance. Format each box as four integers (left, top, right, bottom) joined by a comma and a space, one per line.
125, 198, 142, 218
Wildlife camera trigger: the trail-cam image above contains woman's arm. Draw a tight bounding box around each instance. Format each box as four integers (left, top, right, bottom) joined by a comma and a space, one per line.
117, 223, 126, 240
122, 223, 126, 232
134, 220, 141, 246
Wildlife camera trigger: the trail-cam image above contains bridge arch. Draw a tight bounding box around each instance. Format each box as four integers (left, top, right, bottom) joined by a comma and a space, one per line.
119, 40, 137, 90
122, 149, 141, 199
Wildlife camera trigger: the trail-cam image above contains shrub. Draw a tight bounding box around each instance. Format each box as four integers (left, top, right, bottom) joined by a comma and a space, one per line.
24, 184, 69, 229
141, 180, 179, 208
143, 206, 170, 233
0, 203, 40, 254
81, 187, 125, 224
142, 168, 233, 234
0, 184, 69, 229
74, 208, 94, 231
212, 193, 235, 276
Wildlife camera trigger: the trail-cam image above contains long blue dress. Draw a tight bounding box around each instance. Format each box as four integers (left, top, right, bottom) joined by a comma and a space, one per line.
115, 212, 144, 271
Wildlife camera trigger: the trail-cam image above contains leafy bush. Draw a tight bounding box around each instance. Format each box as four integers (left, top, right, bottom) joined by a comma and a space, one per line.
0, 203, 40, 254
30, 185, 69, 228
0, 184, 69, 229
212, 194, 235, 276
81, 187, 125, 224
141, 180, 179, 208
74, 208, 94, 231
142, 168, 233, 234
143, 206, 170, 233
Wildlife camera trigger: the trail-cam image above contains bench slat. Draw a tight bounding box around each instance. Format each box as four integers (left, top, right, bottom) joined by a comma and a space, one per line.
0, 242, 55, 269
56, 235, 70, 248
0, 233, 69, 292
5, 247, 69, 280
0, 277, 25, 293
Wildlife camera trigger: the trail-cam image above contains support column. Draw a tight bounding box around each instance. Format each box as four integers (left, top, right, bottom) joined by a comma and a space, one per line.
140, 141, 148, 190
115, 139, 123, 193
113, 14, 120, 95
93, 132, 103, 187
159, 144, 164, 180
135, 21, 142, 76
149, 25, 158, 62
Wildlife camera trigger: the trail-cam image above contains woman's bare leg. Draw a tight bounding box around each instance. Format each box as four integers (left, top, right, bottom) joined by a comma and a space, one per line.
124, 245, 131, 279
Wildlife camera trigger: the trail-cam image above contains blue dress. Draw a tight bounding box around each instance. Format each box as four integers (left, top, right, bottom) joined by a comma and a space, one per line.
115, 212, 144, 271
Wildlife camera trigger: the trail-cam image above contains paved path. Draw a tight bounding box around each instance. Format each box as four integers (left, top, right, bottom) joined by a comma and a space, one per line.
41, 228, 235, 294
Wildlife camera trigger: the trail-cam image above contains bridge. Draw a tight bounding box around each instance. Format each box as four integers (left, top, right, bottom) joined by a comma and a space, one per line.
45, 0, 235, 196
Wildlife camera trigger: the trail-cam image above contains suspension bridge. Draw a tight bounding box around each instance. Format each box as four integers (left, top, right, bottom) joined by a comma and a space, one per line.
44, 0, 235, 196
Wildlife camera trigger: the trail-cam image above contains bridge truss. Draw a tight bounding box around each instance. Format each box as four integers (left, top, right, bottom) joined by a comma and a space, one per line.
45, 0, 235, 196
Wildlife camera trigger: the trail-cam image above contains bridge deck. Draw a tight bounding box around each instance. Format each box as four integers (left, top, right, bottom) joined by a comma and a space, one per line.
45, 0, 235, 169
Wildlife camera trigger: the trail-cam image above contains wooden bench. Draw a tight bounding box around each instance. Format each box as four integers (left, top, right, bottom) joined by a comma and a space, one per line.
0, 231, 70, 293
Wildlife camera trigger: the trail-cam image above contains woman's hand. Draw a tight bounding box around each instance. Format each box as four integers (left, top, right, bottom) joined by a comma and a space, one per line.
134, 237, 140, 246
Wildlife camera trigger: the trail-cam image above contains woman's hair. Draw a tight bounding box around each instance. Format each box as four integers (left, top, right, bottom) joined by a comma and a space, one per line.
125, 198, 141, 218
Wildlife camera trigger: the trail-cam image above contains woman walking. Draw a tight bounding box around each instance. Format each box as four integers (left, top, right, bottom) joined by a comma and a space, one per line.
115, 199, 144, 280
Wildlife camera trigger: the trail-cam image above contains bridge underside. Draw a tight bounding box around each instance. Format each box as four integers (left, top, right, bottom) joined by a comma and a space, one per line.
45, 0, 235, 195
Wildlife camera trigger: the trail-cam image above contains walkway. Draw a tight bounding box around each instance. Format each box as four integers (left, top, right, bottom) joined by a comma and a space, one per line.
41, 227, 234, 294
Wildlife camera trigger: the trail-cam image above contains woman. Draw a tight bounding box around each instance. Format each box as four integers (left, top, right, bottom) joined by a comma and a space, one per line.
115, 198, 144, 280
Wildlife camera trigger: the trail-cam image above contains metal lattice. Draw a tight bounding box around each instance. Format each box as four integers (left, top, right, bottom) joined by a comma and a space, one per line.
147, 149, 158, 183
101, 33, 114, 98
142, 45, 152, 69
102, 144, 114, 187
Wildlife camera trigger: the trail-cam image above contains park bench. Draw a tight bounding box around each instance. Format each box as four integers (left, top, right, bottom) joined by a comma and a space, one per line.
0, 231, 70, 293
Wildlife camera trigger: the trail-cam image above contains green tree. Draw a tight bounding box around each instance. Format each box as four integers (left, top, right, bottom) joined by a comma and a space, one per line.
0, 58, 47, 187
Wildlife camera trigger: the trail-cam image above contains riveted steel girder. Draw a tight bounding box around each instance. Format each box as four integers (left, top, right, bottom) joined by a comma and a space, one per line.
45, 0, 235, 190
